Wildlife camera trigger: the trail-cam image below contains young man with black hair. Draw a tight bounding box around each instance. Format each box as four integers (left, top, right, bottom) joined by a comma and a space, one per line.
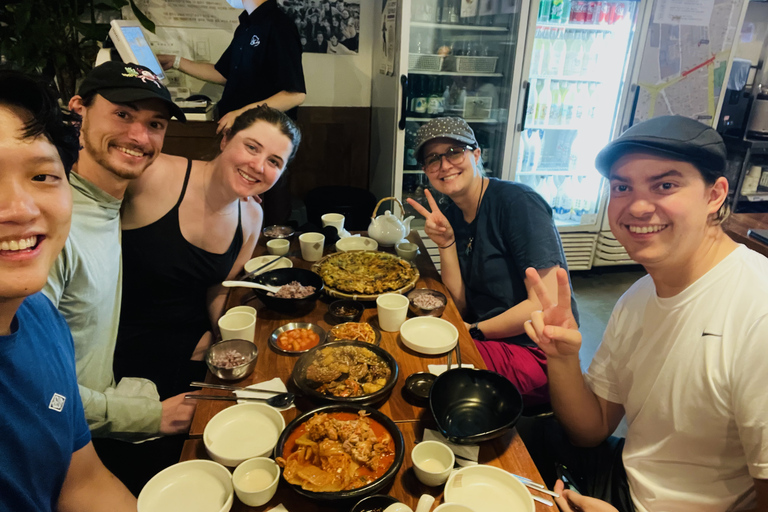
525, 116, 768, 511
0, 70, 136, 511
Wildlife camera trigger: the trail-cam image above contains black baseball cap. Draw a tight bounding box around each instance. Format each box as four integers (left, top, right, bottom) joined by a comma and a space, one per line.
413, 117, 478, 163
78, 61, 185, 122
595, 115, 726, 180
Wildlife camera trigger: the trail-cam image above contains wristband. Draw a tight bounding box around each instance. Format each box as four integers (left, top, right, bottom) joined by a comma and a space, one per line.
438, 239, 455, 249
172, 55, 181, 70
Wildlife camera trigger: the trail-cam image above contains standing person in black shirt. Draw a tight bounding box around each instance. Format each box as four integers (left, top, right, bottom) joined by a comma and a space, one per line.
158, 0, 306, 225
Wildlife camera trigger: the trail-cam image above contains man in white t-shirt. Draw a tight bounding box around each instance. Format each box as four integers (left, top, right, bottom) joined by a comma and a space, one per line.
524, 116, 768, 512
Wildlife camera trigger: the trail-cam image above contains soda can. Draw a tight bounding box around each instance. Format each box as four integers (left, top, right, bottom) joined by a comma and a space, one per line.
570, 1, 587, 23
586, 1, 601, 24
598, 1, 611, 24
611, 2, 627, 24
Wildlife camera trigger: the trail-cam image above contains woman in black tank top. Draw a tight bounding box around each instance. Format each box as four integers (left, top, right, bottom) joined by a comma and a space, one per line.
100, 106, 301, 495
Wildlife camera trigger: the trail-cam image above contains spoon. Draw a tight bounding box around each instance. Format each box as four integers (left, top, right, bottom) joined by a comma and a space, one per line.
222, 280, 281, 293
185, 392, 295, 408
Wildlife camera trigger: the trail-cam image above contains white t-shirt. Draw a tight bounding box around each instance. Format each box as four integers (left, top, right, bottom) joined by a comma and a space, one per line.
586, 245, 768, 512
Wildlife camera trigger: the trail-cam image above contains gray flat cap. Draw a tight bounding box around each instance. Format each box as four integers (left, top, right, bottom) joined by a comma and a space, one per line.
595, 115, 726, 178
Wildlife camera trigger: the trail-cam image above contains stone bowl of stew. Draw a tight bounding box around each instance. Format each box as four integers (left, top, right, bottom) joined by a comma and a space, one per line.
246, 268, 324, 315
292, 340, 398, 407
274, 404, 405, 503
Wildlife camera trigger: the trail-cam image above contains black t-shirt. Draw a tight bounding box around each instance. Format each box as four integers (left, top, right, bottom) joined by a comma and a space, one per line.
215, 0, 306, 119
443, 178, 579, 345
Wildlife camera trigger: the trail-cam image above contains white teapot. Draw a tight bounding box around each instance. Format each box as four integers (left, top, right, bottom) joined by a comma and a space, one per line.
368, 197, 414, 247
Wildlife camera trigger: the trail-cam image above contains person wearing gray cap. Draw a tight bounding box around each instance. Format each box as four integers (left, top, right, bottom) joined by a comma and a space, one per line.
42, 62, 197, 452
524, 116, 768, 511
406, 116, 578, 406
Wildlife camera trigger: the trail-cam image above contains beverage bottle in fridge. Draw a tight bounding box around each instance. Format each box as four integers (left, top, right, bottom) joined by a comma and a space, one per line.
538, 0, 553, 23
538, 28, 552, 76
561, 0, 572, 23
561, 82, 575, 124
535, 78, 552, 125
530, 129, 543, 173
548, 29, 567, 76
598, 1, 611, 25
526, 79, 538, 124
568, 130, 584, 171
457, 86, 467, 115
413, 76, 428, 114
575, 81, 591, 121
517, 131, 527, 172
565, 31, 585, 76
532, 29, 543, 74
587, 32, 603, 73
581, 32, 595, 74
549, 80, 562, 125
571, 176, 594, 222
587, 82, 598, 120
427, 77, 442, 115
570, 0, 587, 23
554, 177, 574, 221
545, 176, 558, 205
550, 0, 565, 23
443, 85, 451, 111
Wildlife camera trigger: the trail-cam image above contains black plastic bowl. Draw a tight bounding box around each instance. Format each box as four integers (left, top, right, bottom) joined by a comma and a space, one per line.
292, 340, 398, 407
274, 404, 405, 503
429, 368, 523, 445
248, 268, 324, 314
350, 494, 399, 512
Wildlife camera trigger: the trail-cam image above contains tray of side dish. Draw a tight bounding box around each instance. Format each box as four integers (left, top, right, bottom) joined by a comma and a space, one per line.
311, 250, 419, 301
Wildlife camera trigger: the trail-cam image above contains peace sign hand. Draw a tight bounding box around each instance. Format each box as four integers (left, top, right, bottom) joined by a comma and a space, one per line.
523, 267, 582, 359
406, 189, 455, 248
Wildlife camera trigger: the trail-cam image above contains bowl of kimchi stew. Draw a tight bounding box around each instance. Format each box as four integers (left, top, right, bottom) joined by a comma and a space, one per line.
292, 341, 398, 406
274, 404, 405, 502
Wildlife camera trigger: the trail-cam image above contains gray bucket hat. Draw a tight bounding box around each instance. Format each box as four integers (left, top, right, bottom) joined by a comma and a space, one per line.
595, 115, 726, 179
413, 117, 478, 163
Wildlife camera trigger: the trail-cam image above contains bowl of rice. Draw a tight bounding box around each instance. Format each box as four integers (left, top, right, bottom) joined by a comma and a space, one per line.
206, 338, 259, 381
407, 288, 447, 317
247, 268, 324, 315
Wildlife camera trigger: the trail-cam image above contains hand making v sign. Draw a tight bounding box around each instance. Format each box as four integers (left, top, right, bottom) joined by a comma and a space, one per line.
524, 267, 582, 358
406, 189, 455, 249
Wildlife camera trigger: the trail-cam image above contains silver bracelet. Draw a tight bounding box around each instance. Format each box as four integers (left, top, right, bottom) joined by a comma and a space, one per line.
172, 55, 181, 70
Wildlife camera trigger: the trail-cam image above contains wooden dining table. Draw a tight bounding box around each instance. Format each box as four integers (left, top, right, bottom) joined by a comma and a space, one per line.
181, 231, 551, 511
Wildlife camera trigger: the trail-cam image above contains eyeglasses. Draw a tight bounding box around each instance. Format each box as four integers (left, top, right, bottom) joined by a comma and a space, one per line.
422, 145, 474, 174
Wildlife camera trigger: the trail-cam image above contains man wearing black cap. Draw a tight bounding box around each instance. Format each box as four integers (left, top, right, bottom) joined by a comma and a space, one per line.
42, 62, 197, 450
524, 116, 768, 511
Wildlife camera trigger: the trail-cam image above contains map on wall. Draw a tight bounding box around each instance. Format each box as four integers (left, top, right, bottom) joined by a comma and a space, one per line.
632, 0, 746, 126
127, 0, 361, 54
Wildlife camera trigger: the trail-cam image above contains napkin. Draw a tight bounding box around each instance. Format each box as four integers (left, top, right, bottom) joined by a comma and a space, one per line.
427, 363, 475, 376
267, 504, 289, 512
423, 428, 480, 467
234, 378, 295, 411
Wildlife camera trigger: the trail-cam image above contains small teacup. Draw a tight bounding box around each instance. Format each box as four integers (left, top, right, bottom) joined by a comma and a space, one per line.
299, 232, 325, 262
321, 213, 345, 233
411, 440, 454, 487
232, 457, 280, 507
267, 239, 290, 256
225, 305, 257, 320
395, 242, 419, 261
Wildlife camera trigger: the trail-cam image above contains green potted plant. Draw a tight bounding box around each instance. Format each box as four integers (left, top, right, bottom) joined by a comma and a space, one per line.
0, 0, 154, 100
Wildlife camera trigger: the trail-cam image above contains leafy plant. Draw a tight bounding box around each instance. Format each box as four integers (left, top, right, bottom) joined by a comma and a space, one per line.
0, 0, 154, 100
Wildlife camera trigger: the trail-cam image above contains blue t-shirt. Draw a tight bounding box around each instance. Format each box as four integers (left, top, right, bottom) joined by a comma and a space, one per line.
0, 293, 91, 512
443, 178, 579, 345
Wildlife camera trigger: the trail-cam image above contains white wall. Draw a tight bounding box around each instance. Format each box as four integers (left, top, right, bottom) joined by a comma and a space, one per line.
140, 2, 373, 107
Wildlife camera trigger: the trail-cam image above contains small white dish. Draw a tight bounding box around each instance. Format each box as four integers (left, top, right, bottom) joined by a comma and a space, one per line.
443, 465, 534, 512
244, 255, 292, 275
335, 236, 379, 252
411, 440, 454, 486
137, 459, 233, 512
203, 403, 285, 467
399, 317, 459, 355
232, 457, 281, 507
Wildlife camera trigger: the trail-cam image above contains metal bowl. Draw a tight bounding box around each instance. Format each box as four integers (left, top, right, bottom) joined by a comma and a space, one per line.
429, 368, 523, 445
262, 225, 295, 240
325, 321, 381, 346
292, 340, 398, 407
274, 404, 405, 503
269, 322, 326, 355
247, 268, 324, 314
328, 300, 364, 323
407, 288, 447, 317
205, 339, 259, 381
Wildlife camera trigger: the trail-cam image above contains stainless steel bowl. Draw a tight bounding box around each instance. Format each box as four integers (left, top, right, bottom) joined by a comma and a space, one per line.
205, 339, 259, 381
262, 225, 295, 240
269, 322, 326, 355
407, 288, 447, 317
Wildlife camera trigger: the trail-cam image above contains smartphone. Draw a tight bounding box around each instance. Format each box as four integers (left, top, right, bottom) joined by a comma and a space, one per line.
556, 463, 583, 495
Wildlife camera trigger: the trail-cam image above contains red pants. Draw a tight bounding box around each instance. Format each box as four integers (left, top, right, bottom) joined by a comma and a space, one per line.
475, 339, 549, 406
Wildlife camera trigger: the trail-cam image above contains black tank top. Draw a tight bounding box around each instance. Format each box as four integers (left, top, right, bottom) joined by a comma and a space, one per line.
115, 159, 243, 399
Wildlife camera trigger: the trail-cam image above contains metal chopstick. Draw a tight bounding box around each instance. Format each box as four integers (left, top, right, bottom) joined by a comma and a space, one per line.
190, 381, 284, 394
455, 337, 462, 368
446, 350, 452, 371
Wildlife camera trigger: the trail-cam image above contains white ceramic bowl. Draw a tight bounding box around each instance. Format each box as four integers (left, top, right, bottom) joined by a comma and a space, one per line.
244, 255, 292, 275
203, 403, 285, 467
335, 236, 379, 252
138, 460, 233, 512
399, 317, 458, 355
443, 465, 534, 512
